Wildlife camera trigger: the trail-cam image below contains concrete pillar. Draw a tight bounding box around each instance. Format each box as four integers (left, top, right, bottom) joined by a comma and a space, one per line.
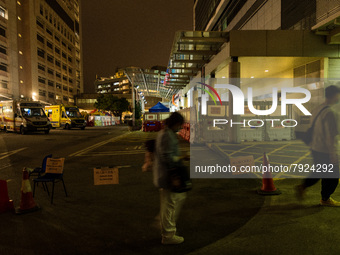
229, 57, 241, 143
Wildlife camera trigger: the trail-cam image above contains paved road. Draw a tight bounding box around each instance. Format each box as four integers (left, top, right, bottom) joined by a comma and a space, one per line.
0, 126, 263, 255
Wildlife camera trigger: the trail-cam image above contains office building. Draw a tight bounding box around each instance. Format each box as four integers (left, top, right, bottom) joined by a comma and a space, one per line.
0, 0, 83, 104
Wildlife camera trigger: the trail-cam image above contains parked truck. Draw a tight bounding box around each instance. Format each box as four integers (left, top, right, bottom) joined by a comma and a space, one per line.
45, 105, 86, 130
0, 100, 51, 134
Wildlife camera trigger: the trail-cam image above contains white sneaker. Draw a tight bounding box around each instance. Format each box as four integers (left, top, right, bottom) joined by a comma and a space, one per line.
161, 235, 184, 245
320, 197, 340, 207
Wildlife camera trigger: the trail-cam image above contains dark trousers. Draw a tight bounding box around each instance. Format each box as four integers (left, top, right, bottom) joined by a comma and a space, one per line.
304, 150, 339, 200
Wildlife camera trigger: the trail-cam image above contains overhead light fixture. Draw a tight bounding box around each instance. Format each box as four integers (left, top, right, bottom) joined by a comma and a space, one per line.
265, 70, 269, 73
222, 76, 226, 78
250, 76, 254, 78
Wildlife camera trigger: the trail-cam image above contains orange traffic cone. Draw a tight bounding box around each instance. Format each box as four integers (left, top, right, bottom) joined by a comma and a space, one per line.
257, 153, 281, 195
16, 168, 40, 214
0, 180, 14, 213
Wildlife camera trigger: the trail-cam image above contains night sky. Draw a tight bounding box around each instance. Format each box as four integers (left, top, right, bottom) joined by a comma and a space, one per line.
81, 0, 194, 93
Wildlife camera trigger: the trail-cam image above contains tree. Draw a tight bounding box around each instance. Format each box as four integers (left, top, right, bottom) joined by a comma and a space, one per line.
94, 94, 129, 120
112, 97, 129, 119
134, 100, 142, 120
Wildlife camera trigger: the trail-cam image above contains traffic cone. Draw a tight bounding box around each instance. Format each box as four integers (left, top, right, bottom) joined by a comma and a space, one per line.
0, 180, 14, 213
257, 153, 281, 195
16, 168, 40, 214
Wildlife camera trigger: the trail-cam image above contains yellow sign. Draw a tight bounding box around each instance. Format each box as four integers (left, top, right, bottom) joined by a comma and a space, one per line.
45, 158, 65, 174
94, 167, 119, 185
229, 155, 255, 175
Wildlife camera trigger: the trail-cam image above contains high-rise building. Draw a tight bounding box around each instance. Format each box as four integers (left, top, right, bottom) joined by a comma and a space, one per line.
0, 0, 83, 104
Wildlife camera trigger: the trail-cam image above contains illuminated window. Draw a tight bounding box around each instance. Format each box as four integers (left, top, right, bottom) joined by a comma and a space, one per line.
0, 7, 6, 18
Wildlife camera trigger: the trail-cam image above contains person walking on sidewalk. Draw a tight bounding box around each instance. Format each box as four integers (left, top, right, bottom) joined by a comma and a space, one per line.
296, 85, 340, 206
153, 112, 187, 245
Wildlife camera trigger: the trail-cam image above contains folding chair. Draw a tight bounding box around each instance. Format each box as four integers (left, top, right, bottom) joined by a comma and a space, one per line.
33, 159, 68, 204
28, 154, 52, 178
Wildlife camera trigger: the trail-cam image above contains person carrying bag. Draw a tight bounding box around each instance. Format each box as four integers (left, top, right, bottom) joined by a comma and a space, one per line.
152, 112, 189, 245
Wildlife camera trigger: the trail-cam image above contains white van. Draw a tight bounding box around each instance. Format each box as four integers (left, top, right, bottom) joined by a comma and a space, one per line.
0, 100, 51, 134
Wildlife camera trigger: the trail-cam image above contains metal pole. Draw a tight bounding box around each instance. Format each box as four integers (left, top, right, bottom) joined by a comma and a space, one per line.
132, 85, 135, 127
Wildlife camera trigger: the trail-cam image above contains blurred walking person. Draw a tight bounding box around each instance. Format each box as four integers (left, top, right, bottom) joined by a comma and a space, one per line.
296, 85, 340, 206
153, 112, 186, 245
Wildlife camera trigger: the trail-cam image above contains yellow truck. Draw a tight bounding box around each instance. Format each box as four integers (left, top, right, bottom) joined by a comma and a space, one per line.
0, 100, 51, 134
45, 105, 86, 130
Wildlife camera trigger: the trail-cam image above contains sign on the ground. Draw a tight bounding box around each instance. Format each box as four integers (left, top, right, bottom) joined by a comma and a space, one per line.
45, 158, 65, 174
229, 155, 255, 175
93, 167, 119, 185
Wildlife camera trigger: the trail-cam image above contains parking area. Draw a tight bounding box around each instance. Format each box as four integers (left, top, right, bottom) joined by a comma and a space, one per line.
206, 140, 317, 178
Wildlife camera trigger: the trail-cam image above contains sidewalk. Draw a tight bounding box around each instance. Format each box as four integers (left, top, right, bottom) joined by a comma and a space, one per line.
191, 140, 340, 255
190, 178, 340, 255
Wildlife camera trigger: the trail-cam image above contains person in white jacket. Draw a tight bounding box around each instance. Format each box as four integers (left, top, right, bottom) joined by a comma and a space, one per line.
153, 112, 186, 245
296, 85, 340, 206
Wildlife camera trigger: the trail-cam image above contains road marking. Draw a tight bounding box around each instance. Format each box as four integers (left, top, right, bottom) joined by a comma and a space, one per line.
82, 151, 145, 156
216, 144, 230, 158
0, 148, 27, 160
254, 143, 292, 163
117, 165, 131, 168
275, 150, 311, 178
229, 144, 257, 156
0, 163, 12, 170
69, 132, 132, 157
